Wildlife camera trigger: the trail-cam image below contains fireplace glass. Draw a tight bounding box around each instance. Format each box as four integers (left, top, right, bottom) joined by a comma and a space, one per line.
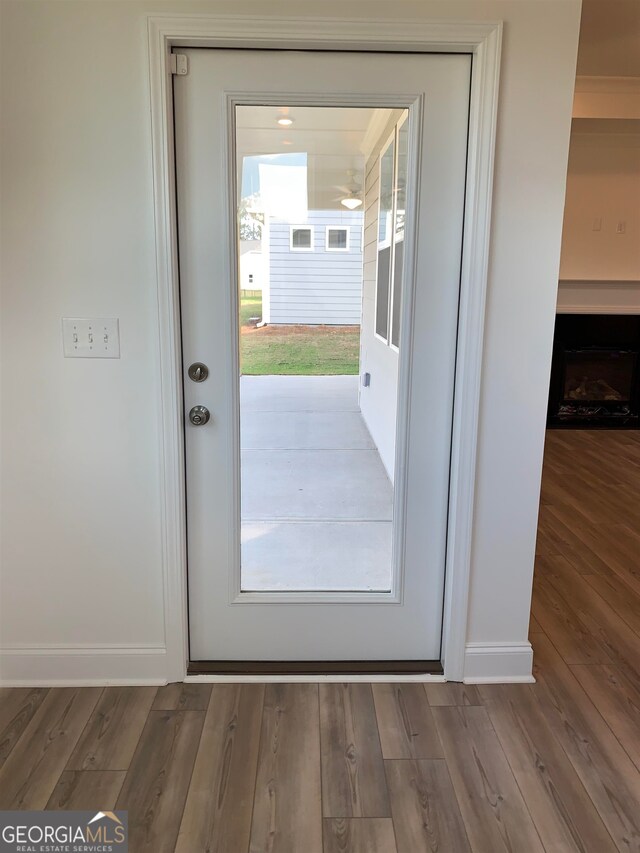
558, 348, 638, 420
548, 316, 640, 428
563, 349, 635, 402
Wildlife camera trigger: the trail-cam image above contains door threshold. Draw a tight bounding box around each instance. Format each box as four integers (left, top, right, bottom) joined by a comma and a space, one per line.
187, 660, 443, 677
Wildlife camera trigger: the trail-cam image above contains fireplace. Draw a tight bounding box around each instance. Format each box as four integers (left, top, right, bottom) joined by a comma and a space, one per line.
548, 315, 640, 428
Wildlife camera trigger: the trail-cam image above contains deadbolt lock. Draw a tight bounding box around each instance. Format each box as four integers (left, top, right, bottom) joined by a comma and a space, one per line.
189, 405, 210, 426
188, 362, 209, 382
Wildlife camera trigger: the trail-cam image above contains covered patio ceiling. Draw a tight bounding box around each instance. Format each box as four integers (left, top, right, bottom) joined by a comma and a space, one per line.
235, 105, 400, 210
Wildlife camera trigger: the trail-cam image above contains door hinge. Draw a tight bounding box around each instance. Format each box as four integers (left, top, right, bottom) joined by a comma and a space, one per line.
170, 54, 188, 76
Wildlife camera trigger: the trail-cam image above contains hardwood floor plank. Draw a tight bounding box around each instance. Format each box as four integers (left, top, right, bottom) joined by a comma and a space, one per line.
66, 686, 157, 771
538, 506, 613, 576
46, 770, 126, 810
571, 664, 640, 773
432, 705, 544, 853
0, 687, 48, 768
385, 759, 470, 853
116, 710, 205, 853
549, 506, 640, 597
176, 684, 264, 853
541, 471, 607, 527
423, 682, 482, 707
151, 682, 211, 711
323, 818, 396, 853
532, 569, 613, 664
528, 613, 544, 635
534, 521, 560, 556
372, 684, 443, 759
479, 683, 617, 853
584, 572, 640, 638
536, 506, 589, 568
320, 683, 390, 818
0, 687, 101, 809
544, 556, 640, 678
532, 635, 640, 851
601, 523, 640, 597
250, 683, 322, 853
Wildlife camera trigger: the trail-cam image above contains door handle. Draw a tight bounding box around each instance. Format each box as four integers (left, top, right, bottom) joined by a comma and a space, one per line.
189, 405, 210, 426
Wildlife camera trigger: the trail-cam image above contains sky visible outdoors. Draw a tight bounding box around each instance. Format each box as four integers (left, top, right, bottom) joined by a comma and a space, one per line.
241, 153, 309, 222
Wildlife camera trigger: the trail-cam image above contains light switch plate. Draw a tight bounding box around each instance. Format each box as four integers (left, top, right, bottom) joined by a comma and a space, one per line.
62, 317, 120, 358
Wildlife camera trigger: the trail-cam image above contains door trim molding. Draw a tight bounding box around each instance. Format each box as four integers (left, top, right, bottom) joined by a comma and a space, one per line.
147, 14, 503, 682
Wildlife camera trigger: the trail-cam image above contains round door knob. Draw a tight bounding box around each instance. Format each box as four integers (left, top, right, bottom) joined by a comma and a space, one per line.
189, 405, 210, 426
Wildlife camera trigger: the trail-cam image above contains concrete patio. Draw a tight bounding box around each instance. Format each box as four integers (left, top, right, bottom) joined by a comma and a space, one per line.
240, 375, 393, 591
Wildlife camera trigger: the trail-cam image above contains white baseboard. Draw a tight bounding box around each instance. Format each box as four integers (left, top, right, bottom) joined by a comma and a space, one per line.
463, 641, 535, 683
1, 642, 534, 686
0, 645, 169, 687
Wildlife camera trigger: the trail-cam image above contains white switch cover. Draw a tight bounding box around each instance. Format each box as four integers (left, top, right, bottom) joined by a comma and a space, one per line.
62, 318, 120, 358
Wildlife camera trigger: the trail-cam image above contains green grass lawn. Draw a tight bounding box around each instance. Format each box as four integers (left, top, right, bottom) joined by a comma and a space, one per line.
240, 294, 263, 327
240, 293, 360, 376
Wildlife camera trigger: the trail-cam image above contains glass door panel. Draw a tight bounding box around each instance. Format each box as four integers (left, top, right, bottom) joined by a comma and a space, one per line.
235, 106, 410, 593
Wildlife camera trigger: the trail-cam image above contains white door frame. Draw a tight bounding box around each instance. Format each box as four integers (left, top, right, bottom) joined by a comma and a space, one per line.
147, 14, 502, 683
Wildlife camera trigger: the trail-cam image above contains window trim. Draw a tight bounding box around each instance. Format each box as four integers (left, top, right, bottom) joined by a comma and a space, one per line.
325, 225, 350, 252
289, 225, 314, 252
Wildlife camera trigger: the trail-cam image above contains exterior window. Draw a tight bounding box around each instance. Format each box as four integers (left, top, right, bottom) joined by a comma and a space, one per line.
375, 114, 408, 349
326, 226, 349, 251
391, 118, 409, 349
375, 136, 395, 341
290, 226, 313, 251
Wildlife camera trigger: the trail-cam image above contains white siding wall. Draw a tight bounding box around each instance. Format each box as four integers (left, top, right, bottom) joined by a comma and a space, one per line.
359, 125, 400, 481
269, 210, 363, 324
239, 240, 265, 291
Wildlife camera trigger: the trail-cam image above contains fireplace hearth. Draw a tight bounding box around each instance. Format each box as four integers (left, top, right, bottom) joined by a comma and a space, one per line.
548, 315, 640, 428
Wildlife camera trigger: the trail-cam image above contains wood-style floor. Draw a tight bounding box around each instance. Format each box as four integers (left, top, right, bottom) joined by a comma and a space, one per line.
1, 430, 639, 852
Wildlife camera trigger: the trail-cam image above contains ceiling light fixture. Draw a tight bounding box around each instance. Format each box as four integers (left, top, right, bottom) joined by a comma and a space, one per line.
341, 195, 363, 210
277, 117, 293, 126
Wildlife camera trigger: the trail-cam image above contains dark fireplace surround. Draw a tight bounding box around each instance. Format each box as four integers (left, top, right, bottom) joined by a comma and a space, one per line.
547, 314, 640, 428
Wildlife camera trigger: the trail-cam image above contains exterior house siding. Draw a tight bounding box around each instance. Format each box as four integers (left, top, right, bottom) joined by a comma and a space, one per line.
269, 209, 364, 324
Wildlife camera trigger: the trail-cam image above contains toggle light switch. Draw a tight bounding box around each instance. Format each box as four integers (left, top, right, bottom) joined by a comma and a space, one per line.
62, 318, 120, 358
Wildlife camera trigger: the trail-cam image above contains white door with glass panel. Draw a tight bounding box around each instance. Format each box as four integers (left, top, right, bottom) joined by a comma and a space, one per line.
174, 48, 470, 663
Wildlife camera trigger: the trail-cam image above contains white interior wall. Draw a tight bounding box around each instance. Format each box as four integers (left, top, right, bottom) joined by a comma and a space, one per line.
560, 129, 640, 282
0, 0, 581, 684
